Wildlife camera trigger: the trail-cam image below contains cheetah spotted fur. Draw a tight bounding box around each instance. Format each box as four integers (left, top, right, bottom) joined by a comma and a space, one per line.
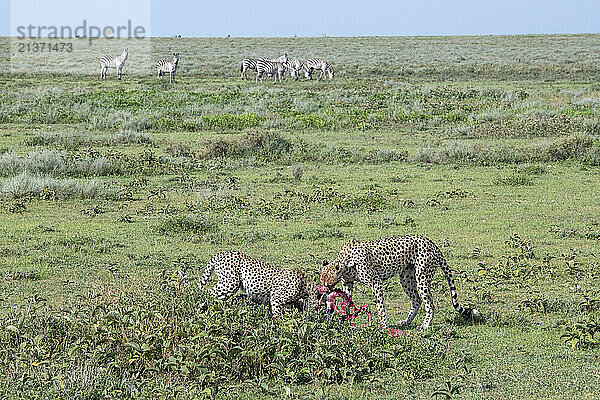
198, 251, 321, 316
320, 235, 479, 330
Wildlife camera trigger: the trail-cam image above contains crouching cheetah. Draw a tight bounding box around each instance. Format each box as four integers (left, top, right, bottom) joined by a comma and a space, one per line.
320, 235, 479, 330
198, 251, 322, 317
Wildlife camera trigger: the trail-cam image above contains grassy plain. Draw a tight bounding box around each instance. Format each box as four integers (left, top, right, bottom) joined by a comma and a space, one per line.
0, 35, 599, 399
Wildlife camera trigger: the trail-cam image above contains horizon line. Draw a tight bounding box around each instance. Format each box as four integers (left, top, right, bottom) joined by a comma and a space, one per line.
3, 32, 600, 40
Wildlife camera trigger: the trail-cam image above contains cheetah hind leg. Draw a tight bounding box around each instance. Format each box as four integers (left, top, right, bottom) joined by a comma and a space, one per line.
398, 268, 421, 327
415, 268, 435, 330
208, 279, 240, 301
270, 296, 285, 318
270, 281, 301, 317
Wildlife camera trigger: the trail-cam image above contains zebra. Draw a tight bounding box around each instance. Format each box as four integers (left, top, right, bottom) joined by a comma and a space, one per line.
100, 48, 128, 80
256, 59, 289, 83
303, 59, 334, 80
240, 53, 288, 79
286, 59, 303, 80
157, 53, 180, 83
240, 58, 262, 79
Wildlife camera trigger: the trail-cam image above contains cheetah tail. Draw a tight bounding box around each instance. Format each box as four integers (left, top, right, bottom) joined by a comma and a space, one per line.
441, 259, 480, 319
197, 258, 216, 290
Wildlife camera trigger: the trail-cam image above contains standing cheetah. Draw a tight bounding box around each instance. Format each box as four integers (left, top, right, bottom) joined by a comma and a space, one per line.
319, 235, 479, 330
198, 251, 322, 317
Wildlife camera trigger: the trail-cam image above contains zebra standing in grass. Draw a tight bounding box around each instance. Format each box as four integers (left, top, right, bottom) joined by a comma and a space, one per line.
100, 48, 128, 80
157, 53, 180, 83
241, 53, 288, 79
255, 59, 290, 83
286, 59, 303, 80
303, 59, 334, 80
240, 58, 262, 79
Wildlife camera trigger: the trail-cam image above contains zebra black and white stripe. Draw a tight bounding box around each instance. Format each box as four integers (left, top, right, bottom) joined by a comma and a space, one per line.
241, 53, 288, 79
255, 59, 289, 83
303, 59, 334, 80
285, 59, 303, 80
157, 53, 180, 83
240, 58, 262, 79
100, 48, 128, 80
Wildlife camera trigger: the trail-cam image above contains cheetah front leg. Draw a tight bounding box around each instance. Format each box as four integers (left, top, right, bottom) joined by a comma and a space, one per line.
370, 280, 389, 329
398, 268, 421, 327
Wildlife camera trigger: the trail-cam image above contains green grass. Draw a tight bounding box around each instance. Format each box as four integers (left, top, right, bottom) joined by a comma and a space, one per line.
1, 35, 600, 399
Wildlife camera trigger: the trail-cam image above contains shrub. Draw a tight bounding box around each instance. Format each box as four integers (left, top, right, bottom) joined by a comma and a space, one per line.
204, 131, 292, 160
198, 113, 267, 131
109, 130, 153, 145
410, 141, 485, 164
157, 214, 219, 236
0, 274, 450, 397
516, 164, 546, 175
26, 132, 79, 148
295, 113, 336, 130
0, 173, 105, 199
561, 319, 600, 349
26, 131, 152, 148
409, 134, 600, 166
493, 173, 533, 186
6, 199, 26, 213
0, 150, 116, 177
0, 150, 65, 176
165, 142, 195, 158
542, 133, 596, 161
411, 145, 441, 164
369, 149, 407, 162
438, 141, 483, 163
75, 156, 114, 176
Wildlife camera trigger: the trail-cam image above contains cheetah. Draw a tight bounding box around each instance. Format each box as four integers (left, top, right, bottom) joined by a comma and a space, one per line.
198, 251, 322, 317
320, 235, 479, 330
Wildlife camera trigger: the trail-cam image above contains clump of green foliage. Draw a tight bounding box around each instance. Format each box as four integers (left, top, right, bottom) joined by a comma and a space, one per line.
197, 113, 267, 131
562, 319, 600, 349
0, 270, 449, 398
204, 131, 292, 160
157, 214, 220, 236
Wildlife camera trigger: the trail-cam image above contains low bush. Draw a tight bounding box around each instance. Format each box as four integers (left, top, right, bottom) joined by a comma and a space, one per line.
542, 133, 597, 161
0, 150, 116, 177
204, 131, 292, 160
197, 113, 267, 131
411, 134, 600, 166
156, 214, 220, 236
26, 131, 152, 149
493, 173, 534, 186
0, 173, 105, 199
0, 272, 450, 397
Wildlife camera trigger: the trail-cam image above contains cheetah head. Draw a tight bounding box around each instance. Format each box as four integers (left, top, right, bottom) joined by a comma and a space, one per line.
302, 280, 328, 311
319, 239, 361, 290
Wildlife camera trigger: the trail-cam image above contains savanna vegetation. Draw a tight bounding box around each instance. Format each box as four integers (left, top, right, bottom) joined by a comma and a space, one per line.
0, 35, 599, 399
